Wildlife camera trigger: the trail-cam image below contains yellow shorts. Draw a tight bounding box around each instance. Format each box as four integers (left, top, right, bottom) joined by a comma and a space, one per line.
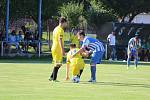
52, 50, 63, 64
70, 59, 85, 76
71, 64, 80, 76
71, 59, 85, 69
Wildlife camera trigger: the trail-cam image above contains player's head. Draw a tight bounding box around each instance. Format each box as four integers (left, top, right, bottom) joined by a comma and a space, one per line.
18, 30, 22, 35
77, 30, 85, 41
112, 31, 115, 35
135, 33, 139, 39
59, 17, 67, 29
69, 43, 76, 50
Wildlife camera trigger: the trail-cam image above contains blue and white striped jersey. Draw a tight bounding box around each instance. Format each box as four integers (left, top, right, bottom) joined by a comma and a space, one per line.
81, 36, 105, 52
128, 37, 141, 50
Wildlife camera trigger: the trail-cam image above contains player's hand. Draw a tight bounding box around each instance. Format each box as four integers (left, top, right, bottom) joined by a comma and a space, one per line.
81, 52, 88, 58
85, 51, 92, 57
84, 52, 89, 57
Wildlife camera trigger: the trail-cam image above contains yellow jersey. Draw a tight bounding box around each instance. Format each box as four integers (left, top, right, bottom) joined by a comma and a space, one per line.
51, 25, 64, 54
67, 48, 85, 69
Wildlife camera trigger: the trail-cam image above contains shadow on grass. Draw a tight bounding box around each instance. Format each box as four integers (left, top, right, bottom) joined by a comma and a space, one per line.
0, 56, 52, 64
84, 59, 150, 66
102, 61, 150, 66
79, 81, 150, 88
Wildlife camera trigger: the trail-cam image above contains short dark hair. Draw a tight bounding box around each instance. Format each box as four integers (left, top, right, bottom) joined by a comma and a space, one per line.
77, 30, 85, 37
112, 30, 115, 33
70, 43, 76, 48
59, 17, 67, 23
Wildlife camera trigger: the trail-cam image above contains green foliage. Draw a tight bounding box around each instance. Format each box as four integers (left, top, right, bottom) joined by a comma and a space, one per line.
1, 0, 150, 30
90, 0, 112, 14
8, 0, 38, 21
58, 0, 117, 30
0, 0, 5, 19
58, 2, 84, 29
1, 0, 74, 22
42, 0, 72, 21
87, 0, 117, 31
100, 0, 150, 22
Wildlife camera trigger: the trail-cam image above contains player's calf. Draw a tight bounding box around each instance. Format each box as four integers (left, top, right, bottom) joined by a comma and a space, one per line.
77, 69, 83, 78
49, 64, 61, 81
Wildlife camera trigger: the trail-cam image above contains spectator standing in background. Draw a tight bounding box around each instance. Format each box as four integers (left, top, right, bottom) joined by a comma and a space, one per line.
107, 31, 117, 61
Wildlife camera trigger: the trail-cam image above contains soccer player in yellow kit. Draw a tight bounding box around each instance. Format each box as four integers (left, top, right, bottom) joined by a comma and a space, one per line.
49, 17, 67, 82
66, 44, 85, 83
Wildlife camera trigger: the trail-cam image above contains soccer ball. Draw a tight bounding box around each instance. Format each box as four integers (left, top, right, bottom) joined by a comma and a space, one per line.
72, 76, 80, 83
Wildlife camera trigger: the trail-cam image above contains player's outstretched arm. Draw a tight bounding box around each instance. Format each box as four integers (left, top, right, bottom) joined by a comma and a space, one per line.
71, 47, 85, 58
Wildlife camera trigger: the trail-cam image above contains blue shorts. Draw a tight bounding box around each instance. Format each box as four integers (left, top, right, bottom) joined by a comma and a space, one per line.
90, 51, 104, 64
131, 48, 136, 54
129, 48, 137, 57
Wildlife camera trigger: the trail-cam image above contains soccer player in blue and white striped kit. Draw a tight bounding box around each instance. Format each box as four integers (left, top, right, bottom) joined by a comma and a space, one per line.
127, 33, 141, 69
73, 30, 105, 83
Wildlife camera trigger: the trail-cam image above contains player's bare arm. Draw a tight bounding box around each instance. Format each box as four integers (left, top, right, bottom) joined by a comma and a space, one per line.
71, 47, 85, 58
59, 36, 65, 56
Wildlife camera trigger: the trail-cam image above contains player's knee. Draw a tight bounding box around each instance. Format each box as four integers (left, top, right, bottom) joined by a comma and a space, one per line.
54, 63, 62, 68
90, 63, 96, 66
127, 54, 131, 58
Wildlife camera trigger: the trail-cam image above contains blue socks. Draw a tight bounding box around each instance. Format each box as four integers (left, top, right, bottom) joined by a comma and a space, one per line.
127, 58, 131, 67
127, 57, 138, 67
90, 66, 96, 80
134, 58, 138, 67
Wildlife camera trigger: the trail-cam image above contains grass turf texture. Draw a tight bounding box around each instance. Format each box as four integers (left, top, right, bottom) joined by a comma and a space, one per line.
0, 60, 150, 100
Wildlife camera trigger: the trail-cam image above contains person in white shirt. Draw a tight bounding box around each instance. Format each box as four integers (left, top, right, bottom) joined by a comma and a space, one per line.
107, 31, 117, 61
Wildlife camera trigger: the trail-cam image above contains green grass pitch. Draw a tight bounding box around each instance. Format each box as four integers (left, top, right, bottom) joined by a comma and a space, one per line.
0, 60, 150, 100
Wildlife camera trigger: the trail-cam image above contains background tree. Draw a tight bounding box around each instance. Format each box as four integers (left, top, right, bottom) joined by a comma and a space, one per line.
1, 0, 150, 31
87, 0, 117, 33
0, 0, 6, 32
58, 2, 84, 29
100, 0, 150, 22
0, 0, 5, 20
